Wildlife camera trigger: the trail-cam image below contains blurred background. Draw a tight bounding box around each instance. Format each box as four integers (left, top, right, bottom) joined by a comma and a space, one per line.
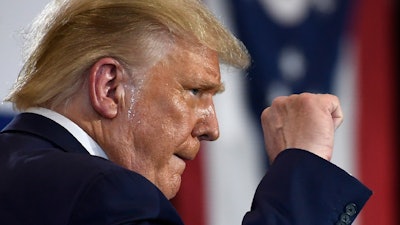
1, 0, 398, 225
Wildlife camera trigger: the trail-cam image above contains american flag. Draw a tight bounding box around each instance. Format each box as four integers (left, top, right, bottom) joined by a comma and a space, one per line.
172, 1, 398, 225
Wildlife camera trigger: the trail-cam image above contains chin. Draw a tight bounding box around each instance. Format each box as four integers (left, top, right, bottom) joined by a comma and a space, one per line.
164, 180, 182, 200
162, 187, 179, 200
166, 192, 178, 200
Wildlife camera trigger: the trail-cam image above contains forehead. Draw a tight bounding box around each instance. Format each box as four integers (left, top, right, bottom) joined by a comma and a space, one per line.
152, 43, 222, 90
178, 44, 220, 74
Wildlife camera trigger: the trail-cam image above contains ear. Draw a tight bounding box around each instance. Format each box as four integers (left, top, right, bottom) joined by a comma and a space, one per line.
89, 57, 125, 119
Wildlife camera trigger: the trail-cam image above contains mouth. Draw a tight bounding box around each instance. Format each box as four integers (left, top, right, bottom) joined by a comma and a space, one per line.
174, 152, 195, 162
173, 154, 187, 175
174, 144, 200, 162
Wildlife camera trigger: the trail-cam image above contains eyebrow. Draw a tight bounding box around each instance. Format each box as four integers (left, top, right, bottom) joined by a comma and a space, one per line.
216, 83, 225, 94
196, 81, 225, 95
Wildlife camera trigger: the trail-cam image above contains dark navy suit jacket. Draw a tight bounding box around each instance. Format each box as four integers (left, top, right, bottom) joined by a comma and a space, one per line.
0, 113, 371, 225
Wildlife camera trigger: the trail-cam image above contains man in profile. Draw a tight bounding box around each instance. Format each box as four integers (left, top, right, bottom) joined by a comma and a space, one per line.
0, 0, 371, 224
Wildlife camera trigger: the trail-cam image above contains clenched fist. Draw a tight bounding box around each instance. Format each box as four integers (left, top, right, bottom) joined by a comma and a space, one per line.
261, 93, 343, 163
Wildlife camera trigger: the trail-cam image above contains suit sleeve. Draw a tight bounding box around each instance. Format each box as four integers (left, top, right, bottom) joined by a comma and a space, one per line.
242, 149, 372, 225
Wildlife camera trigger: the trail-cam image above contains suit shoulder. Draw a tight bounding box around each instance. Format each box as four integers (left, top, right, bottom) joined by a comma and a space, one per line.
64, 155, 182, 224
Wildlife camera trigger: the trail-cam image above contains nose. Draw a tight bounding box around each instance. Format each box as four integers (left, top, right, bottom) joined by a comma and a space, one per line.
192, 104, 220, 141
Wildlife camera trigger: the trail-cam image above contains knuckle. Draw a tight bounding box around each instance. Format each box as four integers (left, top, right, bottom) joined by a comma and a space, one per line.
270, 96, 287, 107
261, 107, 271, 120
297, 93, 316, 107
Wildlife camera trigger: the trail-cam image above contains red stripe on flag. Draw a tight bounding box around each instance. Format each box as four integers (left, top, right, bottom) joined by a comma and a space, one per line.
354, 0, 398, 224
171, 147, 206, 225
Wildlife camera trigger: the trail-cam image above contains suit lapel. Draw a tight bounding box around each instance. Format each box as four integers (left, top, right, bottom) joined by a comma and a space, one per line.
1, 113, 88, 154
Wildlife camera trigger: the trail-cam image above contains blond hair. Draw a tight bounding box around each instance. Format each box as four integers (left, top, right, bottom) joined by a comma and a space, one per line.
6, 0, 250, 111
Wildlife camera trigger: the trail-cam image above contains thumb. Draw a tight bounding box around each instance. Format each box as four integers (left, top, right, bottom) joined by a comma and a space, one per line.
329, 96, 344, 130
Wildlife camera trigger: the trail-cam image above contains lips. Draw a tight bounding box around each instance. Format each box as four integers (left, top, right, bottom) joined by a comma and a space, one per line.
174, 152, 193, 161
172, 154, 187, 175
175, 142, 201, 161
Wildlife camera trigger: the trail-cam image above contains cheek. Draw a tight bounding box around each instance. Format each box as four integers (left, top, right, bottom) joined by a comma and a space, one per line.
129, 95, 194, 158
130, 114, 175, 158
158, 96, 195, 137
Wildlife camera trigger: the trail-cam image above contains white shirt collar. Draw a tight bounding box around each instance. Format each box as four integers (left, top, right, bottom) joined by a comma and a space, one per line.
24, 107, 109, 159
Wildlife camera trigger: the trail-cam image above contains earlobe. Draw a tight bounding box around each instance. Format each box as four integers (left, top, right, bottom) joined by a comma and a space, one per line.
89, 58, 125, 119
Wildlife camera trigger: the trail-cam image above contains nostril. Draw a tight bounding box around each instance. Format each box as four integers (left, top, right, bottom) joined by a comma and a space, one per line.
192, 112, 219, 141
198, 134, 209, 141
198, 129, 219, 141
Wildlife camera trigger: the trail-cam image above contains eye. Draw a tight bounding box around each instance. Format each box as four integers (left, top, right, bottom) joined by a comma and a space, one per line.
190, 89, 200, 96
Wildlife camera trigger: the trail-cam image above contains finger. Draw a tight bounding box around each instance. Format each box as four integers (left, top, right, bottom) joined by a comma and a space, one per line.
325, 94, 344, 130
332, 106, 343, 130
